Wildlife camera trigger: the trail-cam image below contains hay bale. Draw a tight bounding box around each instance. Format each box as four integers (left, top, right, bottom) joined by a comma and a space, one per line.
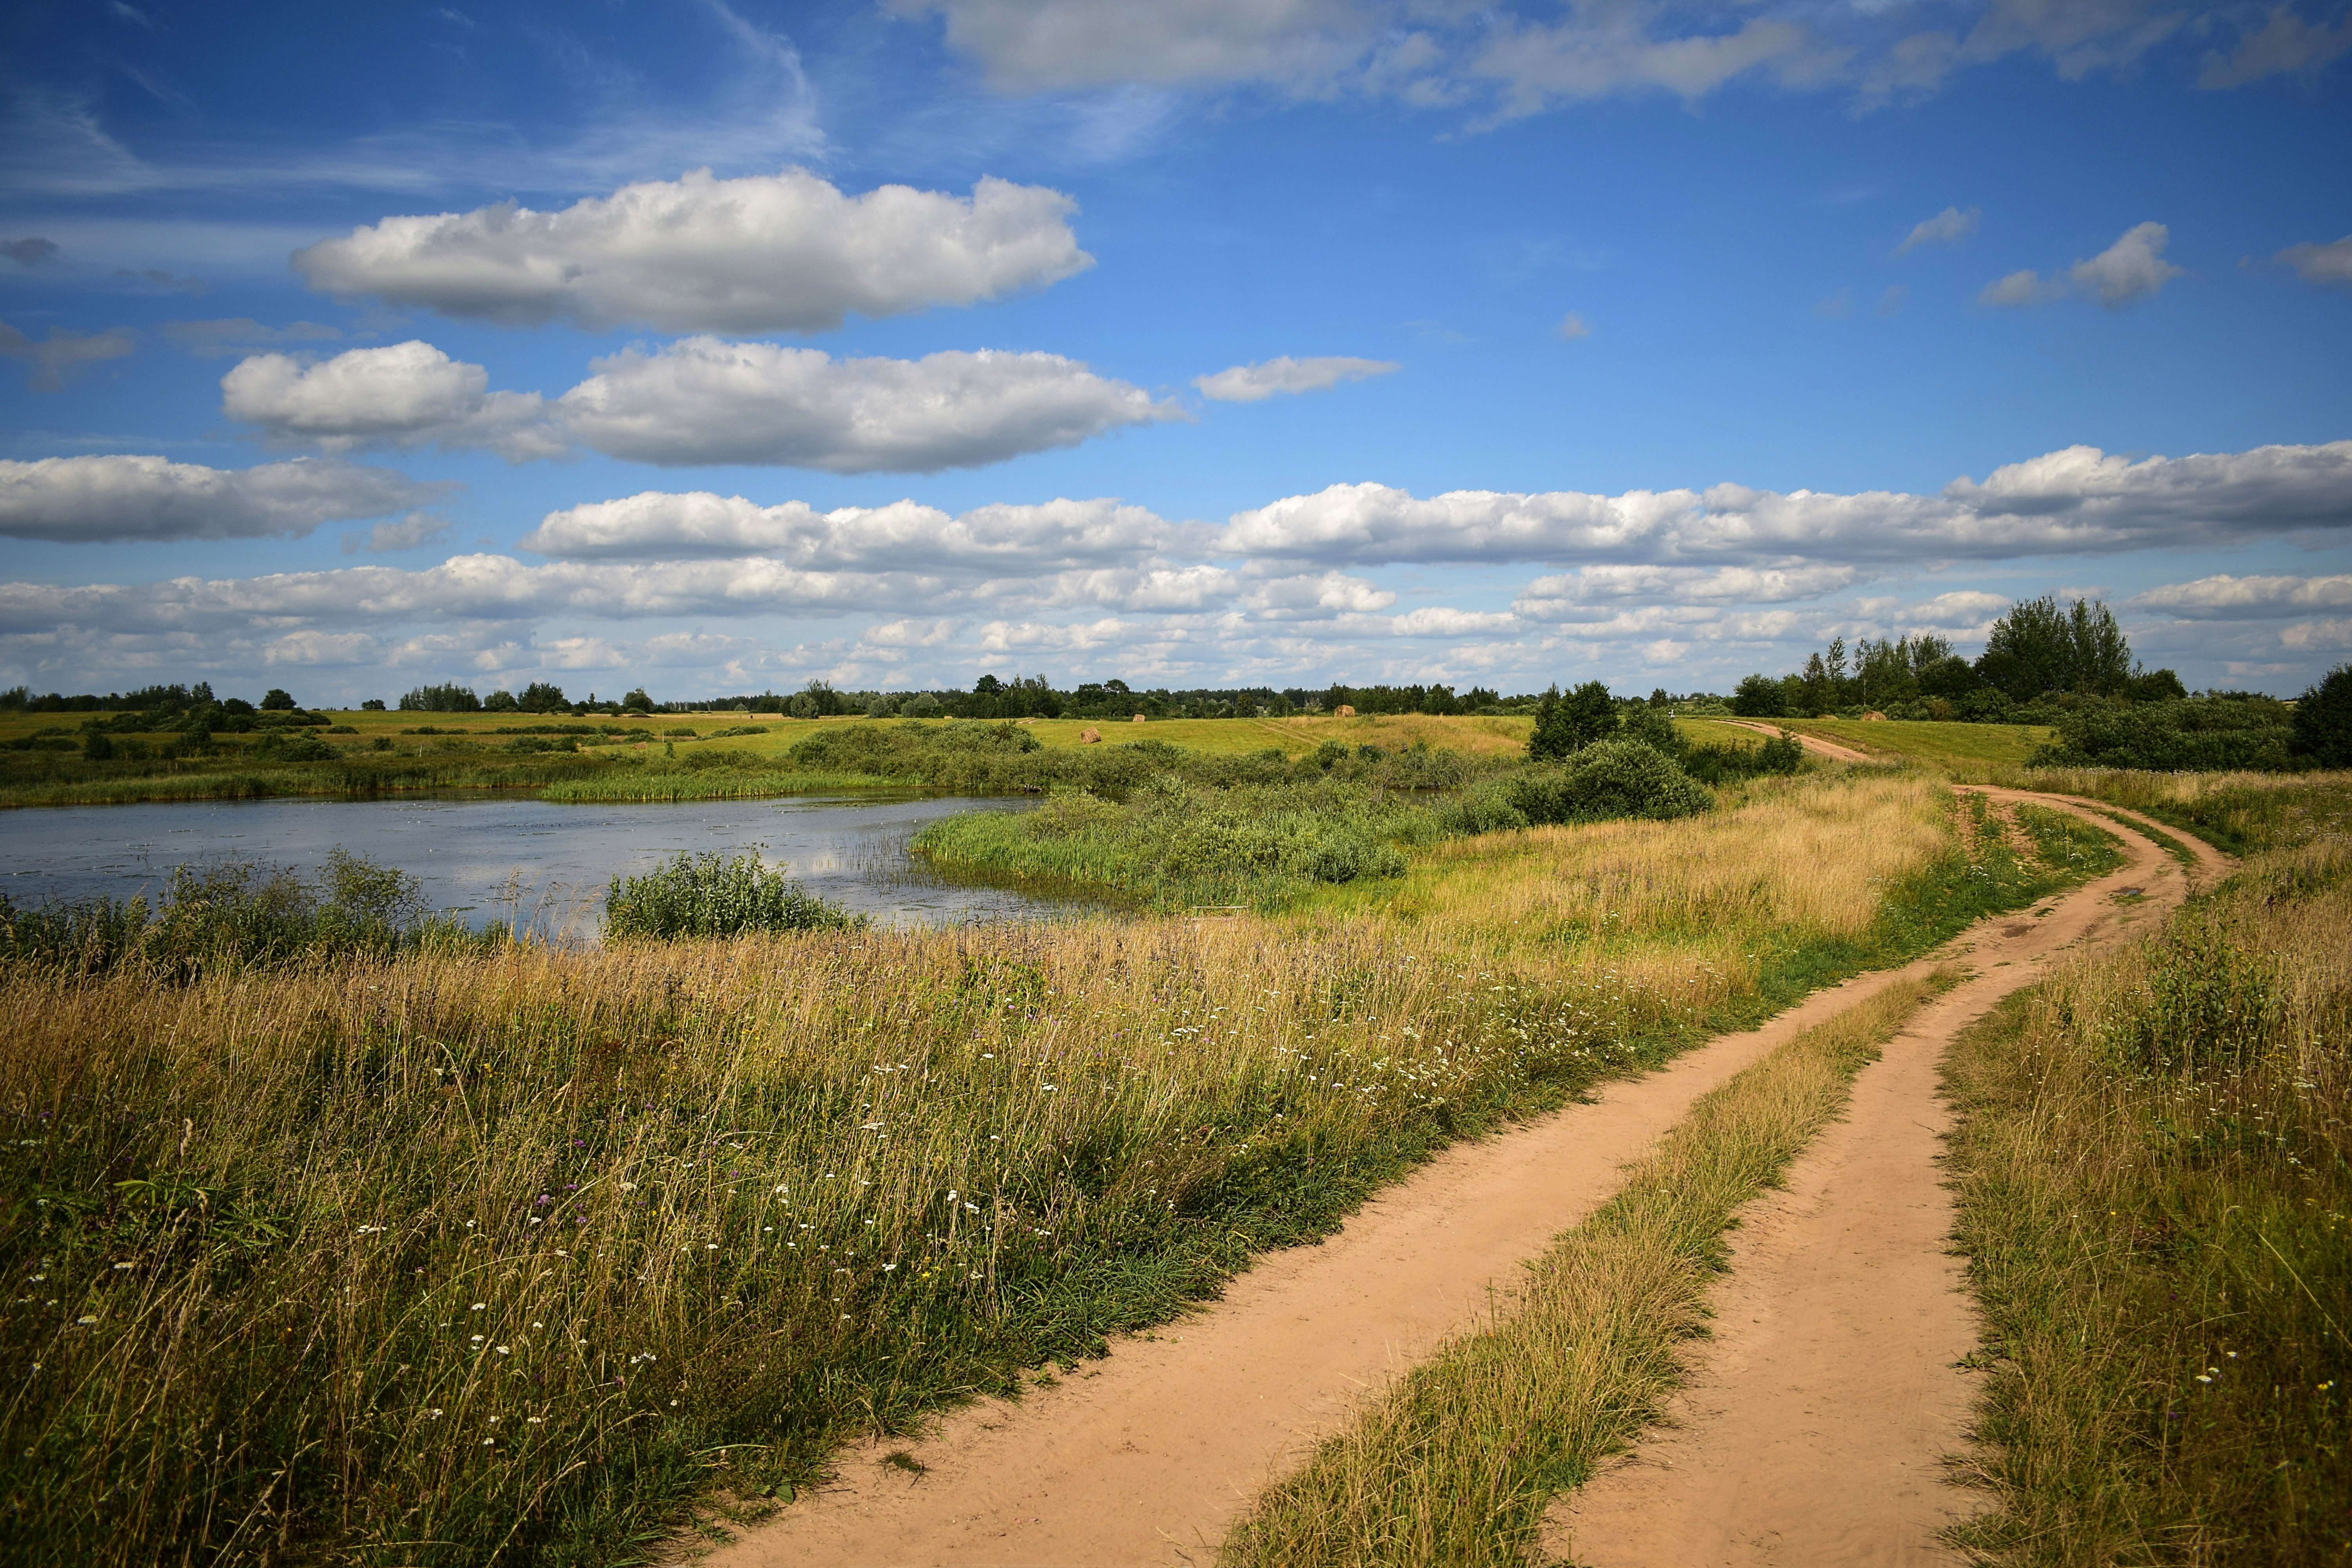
1131, 713, 1147, 723
1334, 704, 1357, 717
1080, 726, 1102, 743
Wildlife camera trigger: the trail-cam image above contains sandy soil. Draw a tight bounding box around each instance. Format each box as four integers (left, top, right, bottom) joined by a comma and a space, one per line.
1727, 720, 1876, 764
706, 971, 1955, 1566
701, 792, 2222, 1568
1547, 792, 2220, 1567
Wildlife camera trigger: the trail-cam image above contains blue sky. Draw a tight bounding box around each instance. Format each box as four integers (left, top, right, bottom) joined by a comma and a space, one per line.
2, 0, 2348, 704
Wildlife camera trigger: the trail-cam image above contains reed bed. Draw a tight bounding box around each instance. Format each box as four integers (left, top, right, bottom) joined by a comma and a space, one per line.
1944, 820, 2352, 1565
0, 775, 2076, 1565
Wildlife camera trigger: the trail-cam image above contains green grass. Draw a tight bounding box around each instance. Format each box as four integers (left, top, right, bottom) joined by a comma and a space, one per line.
538, 767, 895, 802
1943, 829, 2352, 1565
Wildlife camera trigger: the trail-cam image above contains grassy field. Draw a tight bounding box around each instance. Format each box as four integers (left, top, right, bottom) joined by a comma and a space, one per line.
1675, 715, 2055, 768
0, 771, 2088, 1567
1943, 780, 2352, 1565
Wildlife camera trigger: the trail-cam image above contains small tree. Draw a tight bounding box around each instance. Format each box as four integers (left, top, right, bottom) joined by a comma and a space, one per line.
621, 687, 653, 713
2292, 664, 2352, 768
518, 681, 567, 713
1731, 673, 1784, 717
260, 688, 296, 711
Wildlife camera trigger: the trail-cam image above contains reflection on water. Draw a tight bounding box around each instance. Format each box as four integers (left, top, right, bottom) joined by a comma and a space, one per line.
0, 793, 1082, 933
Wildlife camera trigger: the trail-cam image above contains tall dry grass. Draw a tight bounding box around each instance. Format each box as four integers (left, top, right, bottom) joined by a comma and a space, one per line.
1221, 971, 1953, 1567
1943, 822, 2352, 1565
0, 774, 2073, 1564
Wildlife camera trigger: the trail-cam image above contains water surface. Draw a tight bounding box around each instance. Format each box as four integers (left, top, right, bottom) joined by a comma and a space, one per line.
0, 793, 1071, 932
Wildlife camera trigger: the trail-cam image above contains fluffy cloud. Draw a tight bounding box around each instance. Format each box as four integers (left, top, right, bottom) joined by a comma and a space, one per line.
2278, 236, 2352, 288
223, 342, 564, 461
216, 337, 1179, 474
293, 168, 1093, 334
1513, 564, 1864, 620
1982, 221, 2184, 309
0, 321, 135, 391
1895, 205, 1980, 254
1388, 606, 1517, 636
2132, 573, 2352, 618
523, 492, 1183, 570
0, 454, 444, 543
555, 339, 1183, 472
1193, 355, 1398, 401
0, 555, 923, 637
1222, 440, 2352, 567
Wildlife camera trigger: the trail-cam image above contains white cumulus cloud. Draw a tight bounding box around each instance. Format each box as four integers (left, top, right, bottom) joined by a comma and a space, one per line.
522, 492, 1182, 570
1193, 355, 1399, 401
222, 341, 564, 461
0, 454, 445, 543
2133, 573, 2352, 618
555, 339, 1185, 472
292, 168, 1093, 334
1221, 440, 2352, 567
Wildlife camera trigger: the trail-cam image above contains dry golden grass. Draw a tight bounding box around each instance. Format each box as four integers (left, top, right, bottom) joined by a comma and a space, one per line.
0, 775, 2061, 1565
1335, 773, 1953, 965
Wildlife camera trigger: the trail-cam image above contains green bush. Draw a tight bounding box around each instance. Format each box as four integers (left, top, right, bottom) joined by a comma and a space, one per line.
2292, 664, 2352, 768
603, 851, 864, 940
2031, 696, 2298, 771
1504, 740, 1713, 825
1681, 731, 1803, 785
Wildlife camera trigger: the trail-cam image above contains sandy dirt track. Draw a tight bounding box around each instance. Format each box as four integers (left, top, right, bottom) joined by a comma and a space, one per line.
704, 794, 2221, 1568
1551, 792, 2222, 1566
1727, 720, 1877, 764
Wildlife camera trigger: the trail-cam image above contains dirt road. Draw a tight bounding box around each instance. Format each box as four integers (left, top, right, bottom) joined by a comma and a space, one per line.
1728, 719, 1877, 763
706, 794, 2218, 1568
1550, 791, 2223, 1566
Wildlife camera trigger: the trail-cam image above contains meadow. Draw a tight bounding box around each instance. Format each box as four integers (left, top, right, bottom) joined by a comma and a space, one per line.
0, 768, 2080, 1566
1944, 781, 2352, 1564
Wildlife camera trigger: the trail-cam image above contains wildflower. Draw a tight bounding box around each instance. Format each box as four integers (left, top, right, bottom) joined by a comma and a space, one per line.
75, 1316, 97, 1326
471, 1303, 486, 1311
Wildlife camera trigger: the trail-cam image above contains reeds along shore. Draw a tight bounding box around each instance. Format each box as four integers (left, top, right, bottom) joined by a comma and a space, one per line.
0, 774, 2085, 1566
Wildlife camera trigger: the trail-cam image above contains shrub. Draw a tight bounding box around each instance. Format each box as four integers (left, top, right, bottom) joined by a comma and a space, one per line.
604, 851, 864, 940
1504, 740, 1713, 825
1730, 674, 1785, 717
1681, 731, 1803, 785
2030, 696, 2298, 771
2291, 663, 2352, 768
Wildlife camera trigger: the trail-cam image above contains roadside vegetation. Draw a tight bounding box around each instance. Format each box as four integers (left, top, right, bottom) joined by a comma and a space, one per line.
1223, 969, 1956, 1567
0, 768, 2085, 1568
1944, 779, 2352, 1565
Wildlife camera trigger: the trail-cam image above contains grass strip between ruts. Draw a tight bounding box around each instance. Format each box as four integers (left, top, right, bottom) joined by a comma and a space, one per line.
1220, 968, 1958, 1568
